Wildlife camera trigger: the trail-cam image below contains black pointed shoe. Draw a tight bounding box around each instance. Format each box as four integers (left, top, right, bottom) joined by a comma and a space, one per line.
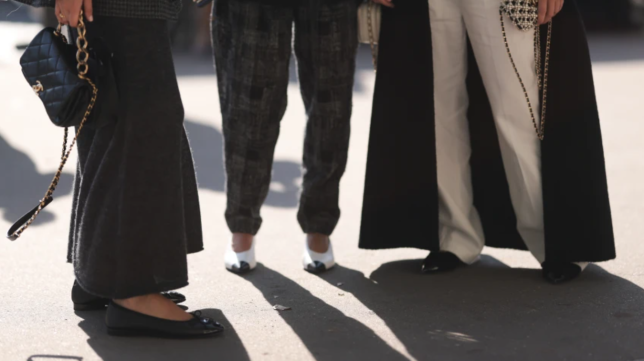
105, 302, 224, 338
72, 281, 187, 311
542, 262, 582, 284
421, 251, 465, 274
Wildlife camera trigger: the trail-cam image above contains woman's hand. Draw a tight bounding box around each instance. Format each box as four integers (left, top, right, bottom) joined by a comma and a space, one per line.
55, 0, 93, 28
538, 0, 564, 25
371, 0, 394, 9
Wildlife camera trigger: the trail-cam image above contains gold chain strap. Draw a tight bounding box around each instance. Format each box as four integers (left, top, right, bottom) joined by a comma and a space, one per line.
10, 10, 98, 240
500, 11, 551, 141
367, 2, 378, 71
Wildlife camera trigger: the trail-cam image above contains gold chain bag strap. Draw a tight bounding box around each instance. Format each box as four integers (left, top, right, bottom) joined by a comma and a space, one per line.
500, 0, 552, 140
358, 1, 381, 71
7, 11, 98, 241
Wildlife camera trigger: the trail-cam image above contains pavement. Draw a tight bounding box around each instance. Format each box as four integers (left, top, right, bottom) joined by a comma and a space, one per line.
1, 18, 644, 361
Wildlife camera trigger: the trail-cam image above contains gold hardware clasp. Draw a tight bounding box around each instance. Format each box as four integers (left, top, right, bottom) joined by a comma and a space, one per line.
32, 81, 44, 95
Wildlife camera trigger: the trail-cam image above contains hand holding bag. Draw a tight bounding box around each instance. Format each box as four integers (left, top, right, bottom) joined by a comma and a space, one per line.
7, 10, 98, 240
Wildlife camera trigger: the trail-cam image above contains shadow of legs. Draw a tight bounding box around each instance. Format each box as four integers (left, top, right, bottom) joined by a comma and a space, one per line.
0, 134, 73, 225
74, 309, 249, 361
242, 264, 409, 361
316, 256, 644, 361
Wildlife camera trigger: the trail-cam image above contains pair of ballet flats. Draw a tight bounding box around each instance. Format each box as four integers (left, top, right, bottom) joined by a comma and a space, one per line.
72, 281, 223, 338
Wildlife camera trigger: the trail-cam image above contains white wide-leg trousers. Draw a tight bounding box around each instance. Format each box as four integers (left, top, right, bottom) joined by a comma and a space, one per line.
429, 0, 546, 264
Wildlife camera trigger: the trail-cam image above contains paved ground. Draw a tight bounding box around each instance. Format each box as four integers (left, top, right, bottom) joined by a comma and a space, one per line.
1, 18, 644, 361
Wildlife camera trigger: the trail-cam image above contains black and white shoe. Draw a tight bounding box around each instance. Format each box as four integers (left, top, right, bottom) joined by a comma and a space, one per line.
542, 262, 587, 284
303, 240, 335, 274
106, 302, 224, 338
421, 251, 465, 274
224, 239, 257, 274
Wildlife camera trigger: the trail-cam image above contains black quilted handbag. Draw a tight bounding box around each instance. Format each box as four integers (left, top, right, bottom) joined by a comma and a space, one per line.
7, 11, 98, 241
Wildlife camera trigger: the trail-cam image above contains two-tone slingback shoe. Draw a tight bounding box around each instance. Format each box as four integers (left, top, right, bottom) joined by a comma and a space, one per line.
72, 281, 186, 311
224, 239, 257, 274
303, 240, 335, 274
105, 302, 224, 338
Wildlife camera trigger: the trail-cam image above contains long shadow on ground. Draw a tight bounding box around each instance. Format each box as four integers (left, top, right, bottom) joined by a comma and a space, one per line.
74, 308, 249, 361
316, 256, 644, 361
243, 263, 409, 361
0, 134, 73, 226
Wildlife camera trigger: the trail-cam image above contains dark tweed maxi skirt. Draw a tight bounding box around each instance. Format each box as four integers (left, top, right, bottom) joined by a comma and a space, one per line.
67, 17, 204, 299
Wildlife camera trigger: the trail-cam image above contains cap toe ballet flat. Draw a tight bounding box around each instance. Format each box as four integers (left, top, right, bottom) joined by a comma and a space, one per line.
106, 302, 224, 338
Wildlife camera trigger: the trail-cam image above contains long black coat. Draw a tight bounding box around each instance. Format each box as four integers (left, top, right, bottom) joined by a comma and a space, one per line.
359, 0, 616, 264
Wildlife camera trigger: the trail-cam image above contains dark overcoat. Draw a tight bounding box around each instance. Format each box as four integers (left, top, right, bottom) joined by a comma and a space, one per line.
12, 1, 203, 299
359, 0, 616, 264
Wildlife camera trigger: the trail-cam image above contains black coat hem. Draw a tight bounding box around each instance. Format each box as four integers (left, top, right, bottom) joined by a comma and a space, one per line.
75, 272, 190, 300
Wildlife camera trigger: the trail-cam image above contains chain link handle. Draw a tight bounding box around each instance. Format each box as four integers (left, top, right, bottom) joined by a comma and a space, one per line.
500, 9, 551, 141
367, 1, 378, 71
9, 10, 98, 240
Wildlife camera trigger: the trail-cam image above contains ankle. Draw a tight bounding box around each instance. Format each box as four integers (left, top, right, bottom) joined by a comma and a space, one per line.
232, 233, 254, 252
114, 294, 152, 308
307, 233, 330, 253
113, 293, 192, 321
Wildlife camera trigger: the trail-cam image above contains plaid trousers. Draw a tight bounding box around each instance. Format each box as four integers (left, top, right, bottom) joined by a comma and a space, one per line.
212, 0, 358, 235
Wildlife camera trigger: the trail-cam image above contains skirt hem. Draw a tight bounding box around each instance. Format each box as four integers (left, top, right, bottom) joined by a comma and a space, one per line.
75, 272, 189, 300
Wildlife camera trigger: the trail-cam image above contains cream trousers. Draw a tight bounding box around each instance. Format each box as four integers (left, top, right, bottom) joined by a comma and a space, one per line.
430, 0, 546, 264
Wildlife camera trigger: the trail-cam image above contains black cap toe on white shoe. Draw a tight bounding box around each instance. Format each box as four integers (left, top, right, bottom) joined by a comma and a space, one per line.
224, 240, 257, 274
303, 241, 335, 274
229, 261, 252, 274
306, 261, 327, 274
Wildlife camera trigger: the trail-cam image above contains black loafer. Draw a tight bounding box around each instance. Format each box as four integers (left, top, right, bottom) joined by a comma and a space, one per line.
421, 251, 465, 274
542, 262, 582, 284
105, 302, 224, 338
72, 281, 187, 311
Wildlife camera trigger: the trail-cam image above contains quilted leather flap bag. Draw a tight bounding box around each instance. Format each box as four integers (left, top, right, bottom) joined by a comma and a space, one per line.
20, 26, 96, 128
7, 10, 99, 241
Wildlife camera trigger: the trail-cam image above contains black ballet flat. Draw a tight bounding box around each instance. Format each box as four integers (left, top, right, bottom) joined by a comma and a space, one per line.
72, 281, 187, 311
421, 251, 465, 274
542, 262, 582, 285
105, 302, 224, 338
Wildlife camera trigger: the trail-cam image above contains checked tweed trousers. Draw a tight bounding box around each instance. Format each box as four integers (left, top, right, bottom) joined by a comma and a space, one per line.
212, 0, 358, 235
